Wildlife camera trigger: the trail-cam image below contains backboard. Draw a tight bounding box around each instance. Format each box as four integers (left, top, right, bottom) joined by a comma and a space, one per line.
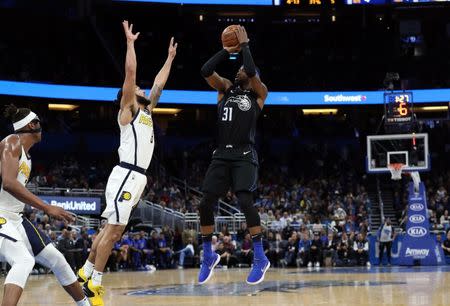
366, 133, 430, 173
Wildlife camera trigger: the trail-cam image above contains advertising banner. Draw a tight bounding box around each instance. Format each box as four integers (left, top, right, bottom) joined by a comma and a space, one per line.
39, 196, 101, 215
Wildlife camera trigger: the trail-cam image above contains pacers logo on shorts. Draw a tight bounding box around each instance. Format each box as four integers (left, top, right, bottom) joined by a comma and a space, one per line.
0, 217, 7, 229
120, 191, 132, 202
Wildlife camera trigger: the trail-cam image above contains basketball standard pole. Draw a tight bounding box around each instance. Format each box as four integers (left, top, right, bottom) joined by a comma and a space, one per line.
409, 171, 421, 194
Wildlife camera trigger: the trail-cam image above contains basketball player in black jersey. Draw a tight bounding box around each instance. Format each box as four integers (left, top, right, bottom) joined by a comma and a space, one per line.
198, 25, 269, 285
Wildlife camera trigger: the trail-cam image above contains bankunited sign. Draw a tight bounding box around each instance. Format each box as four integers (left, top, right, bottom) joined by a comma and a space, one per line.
40, 196, 101, 215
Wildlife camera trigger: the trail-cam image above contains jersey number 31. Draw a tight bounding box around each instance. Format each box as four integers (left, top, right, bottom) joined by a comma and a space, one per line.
222, 107, 233, 122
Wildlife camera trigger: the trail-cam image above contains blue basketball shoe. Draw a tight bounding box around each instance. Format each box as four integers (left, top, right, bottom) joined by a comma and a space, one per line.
198, 253, 221, 284
246, 257, 270, 285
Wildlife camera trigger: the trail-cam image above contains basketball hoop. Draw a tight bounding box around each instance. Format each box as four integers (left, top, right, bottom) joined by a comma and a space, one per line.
388, 163, 405, 180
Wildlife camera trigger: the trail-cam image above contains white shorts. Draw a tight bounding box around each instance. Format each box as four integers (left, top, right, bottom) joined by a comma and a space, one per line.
0, 211, 76, 288
102, 165, 147, 225
0, 212, 23, 250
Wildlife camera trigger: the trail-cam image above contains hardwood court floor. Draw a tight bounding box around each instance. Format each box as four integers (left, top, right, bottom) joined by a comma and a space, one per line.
2, 266, 450, 306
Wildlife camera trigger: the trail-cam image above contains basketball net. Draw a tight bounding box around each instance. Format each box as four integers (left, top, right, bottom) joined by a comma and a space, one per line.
388, 163, 421, 193
388, 163, 405, 180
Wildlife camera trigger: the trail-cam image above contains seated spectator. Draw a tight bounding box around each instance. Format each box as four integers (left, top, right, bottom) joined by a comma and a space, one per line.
290, 217, 301, 231
73, 231, 90, 270
236, 222, 249, 243
157, 233, 173, 269
177, 237, 195, 268
335, 233, 353, 266
323, 232, 339, 266
211, 235, 219, 252
442, 231, 450, 256
430, 210, 443, 230
440, 210, 450, 229
281, 232, 298, 267
334, 204, 347, 223
296, 233, 311, 267
130, 233, 148, 270
239, 233, 253, 266
308, 233, 323, 267
57, 229, 76, 271
279, 212, 290, 229
353, 233, 370, 267
117, 233, 132, 269
216, 241, 238, 268
147, 231, 161, 266
267, 232, 287, 268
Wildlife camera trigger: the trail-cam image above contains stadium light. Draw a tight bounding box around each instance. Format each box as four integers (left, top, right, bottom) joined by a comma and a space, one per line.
302, 108, 338, 115
48, 104, 79, 111
152, 108, 182, 115
415, 106, 448, 112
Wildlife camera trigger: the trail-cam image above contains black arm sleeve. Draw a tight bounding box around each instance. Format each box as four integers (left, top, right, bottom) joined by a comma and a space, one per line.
240, 42, 256, 78
200, 49, 229, 78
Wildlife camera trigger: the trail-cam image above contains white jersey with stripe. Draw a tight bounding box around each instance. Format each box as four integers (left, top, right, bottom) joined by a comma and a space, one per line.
0, 146, 32, 215
118, 108, 155, 170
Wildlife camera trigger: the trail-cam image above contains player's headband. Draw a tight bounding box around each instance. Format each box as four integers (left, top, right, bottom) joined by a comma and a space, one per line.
13, 111, 40, 131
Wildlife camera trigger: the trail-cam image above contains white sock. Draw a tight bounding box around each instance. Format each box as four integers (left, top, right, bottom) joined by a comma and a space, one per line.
76, 297, 90, 306
83, 260, 94, 278
92, 270, 103, 287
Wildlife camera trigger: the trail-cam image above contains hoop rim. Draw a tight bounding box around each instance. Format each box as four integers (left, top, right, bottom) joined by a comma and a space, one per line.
388, 163, 406, 170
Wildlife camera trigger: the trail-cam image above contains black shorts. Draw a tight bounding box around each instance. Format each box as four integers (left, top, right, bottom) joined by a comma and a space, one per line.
21, 217, 51, 256
201, 146, 258, 196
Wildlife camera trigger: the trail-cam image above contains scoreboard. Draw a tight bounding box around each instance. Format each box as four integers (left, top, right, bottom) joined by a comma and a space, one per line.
384, 92, 413, 124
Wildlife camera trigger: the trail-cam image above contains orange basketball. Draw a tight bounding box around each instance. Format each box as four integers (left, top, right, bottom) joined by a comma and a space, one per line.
221, 25, 240, 48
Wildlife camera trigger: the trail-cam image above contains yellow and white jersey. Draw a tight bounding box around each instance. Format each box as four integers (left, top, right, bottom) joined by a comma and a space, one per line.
118, 108, 155, 170
0, 146, 31, 215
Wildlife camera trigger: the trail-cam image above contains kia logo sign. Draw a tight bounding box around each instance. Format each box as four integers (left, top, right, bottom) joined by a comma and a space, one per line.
407, 227, 427, 238
409, 215, 425, 223
410, 203, 424, 211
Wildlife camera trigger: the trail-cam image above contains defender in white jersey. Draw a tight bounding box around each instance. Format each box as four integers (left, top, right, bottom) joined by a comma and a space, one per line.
78, 21, 177, 306
0, 105, 90, 306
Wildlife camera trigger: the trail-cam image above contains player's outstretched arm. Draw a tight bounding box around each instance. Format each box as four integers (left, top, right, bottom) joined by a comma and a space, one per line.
1, 136, 74, 222
236, 26, 268, 109
121, 20, 140, 114
200, 46, 235, 95
148, 37, 178, 111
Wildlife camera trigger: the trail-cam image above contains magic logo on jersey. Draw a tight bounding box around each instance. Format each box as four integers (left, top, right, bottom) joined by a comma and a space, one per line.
138, 114, 153, 127
18, 161, 31, 183
225, 94, 252, 111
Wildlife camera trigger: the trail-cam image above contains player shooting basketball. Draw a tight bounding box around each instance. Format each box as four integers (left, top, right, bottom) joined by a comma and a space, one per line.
198, 25, 269, 285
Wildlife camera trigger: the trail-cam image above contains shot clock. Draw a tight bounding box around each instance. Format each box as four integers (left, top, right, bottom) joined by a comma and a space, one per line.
384, 92, 413, 124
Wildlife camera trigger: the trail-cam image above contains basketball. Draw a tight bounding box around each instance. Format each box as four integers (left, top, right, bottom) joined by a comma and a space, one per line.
221, 25, 240, 48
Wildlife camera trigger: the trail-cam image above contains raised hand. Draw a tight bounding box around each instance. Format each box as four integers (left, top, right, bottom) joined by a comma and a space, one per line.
168, 37, 178, 60
122, 20, 140, 43
235, 25, 249, 45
